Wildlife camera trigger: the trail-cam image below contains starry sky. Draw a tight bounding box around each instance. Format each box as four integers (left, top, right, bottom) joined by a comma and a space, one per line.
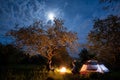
0, 0, 119, 44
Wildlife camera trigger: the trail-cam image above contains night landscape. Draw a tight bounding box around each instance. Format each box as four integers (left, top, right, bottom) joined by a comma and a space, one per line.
0, 0, 120, 80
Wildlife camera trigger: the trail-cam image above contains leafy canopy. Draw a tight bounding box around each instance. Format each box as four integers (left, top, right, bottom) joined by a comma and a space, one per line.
8, 19, 79, 60
88, 15, 120, 65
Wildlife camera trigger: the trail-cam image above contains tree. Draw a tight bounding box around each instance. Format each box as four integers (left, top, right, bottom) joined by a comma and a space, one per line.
88, 15, 120, 66
52, 47, 73, 67
78, 48, 96, 64
0, 43, 26, 65
7, 19, 79, 63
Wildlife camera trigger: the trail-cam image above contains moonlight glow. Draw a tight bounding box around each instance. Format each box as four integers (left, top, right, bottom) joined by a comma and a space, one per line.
48, 12, 55, 20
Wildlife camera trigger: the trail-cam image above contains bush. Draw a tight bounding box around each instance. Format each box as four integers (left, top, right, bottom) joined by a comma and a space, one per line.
0, 65, 48, 80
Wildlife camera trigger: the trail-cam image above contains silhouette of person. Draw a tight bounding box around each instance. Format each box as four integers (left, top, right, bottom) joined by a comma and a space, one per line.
72, 60, 79, 74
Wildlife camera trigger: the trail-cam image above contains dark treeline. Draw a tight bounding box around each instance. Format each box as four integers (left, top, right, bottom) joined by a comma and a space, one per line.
0, 43, 49, 80
0, 43, 47, 65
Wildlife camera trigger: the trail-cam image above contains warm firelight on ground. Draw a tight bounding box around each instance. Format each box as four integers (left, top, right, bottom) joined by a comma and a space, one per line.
55, 67, 71, 73
60, 67, 66, 73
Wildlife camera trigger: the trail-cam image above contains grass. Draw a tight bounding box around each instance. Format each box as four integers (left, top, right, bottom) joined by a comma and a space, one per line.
0, 65, 120, 80
47, 70, 120, 80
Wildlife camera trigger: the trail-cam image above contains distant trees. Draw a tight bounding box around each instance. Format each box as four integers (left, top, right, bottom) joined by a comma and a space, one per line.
78, 48, 96, 64
0, 43, 47, 65
88, 15, 120, 66
0, 43, 23, 65
7, 19, 79, 63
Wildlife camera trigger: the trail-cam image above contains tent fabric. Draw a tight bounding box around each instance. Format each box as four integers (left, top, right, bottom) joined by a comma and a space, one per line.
80, 60, 109, 74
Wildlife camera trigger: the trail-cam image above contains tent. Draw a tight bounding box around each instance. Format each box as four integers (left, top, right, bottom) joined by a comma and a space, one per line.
80, 60, 109, 74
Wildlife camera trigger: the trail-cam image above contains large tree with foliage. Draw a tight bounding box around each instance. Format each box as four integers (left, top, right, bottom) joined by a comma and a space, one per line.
7, 19, 79, 62
88, 15, 120, 66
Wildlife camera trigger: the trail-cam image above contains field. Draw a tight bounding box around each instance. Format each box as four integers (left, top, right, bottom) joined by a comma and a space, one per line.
0, 65, 120, 80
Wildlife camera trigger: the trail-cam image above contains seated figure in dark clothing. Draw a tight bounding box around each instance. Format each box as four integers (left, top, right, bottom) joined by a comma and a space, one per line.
72, 60, 80, 74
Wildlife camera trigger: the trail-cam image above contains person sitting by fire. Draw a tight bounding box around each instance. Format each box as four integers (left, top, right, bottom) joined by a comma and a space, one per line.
72, 60, 80, 74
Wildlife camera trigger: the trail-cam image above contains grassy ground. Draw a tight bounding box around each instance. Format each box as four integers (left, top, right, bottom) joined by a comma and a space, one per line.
47, 70, 120, 80
0, 65, 120, 80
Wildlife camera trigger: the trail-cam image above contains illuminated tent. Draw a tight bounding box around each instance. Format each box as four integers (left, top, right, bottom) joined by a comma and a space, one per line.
80, 60, 109, 74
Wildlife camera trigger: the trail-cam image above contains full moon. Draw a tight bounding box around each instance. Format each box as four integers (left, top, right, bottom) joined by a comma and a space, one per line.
48, 12, 55, 20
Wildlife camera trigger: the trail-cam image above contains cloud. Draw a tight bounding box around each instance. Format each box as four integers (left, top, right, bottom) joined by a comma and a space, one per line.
0, 0, 65, 44
0, 0, 65, 34
63, 2, 68, 8
0, 0, 46, 34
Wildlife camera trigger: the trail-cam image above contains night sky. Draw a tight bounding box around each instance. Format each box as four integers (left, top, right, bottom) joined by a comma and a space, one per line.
0, 0, 119, 44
